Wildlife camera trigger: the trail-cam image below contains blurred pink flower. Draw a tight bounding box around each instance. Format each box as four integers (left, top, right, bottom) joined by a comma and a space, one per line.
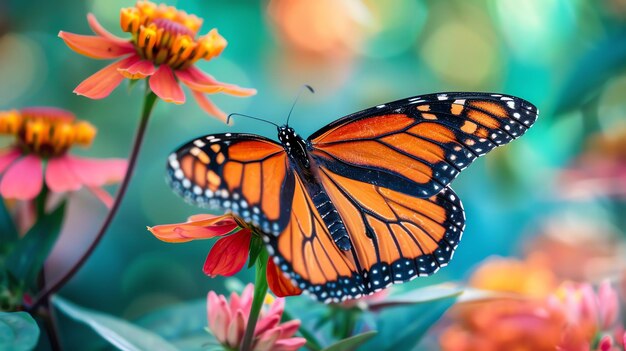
207, 284, 306, 351
0, 107, 126, 206
59, 1, 256, 122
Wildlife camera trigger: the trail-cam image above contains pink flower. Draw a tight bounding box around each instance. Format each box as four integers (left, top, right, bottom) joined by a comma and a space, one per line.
59, 1, 256, 122
148, 213, 302, 297
0, 108, 126, 206
207, 284, 306, 351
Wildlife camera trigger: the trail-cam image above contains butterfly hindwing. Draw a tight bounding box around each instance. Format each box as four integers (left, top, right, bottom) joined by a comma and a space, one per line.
167, 133, 294, 235
309, 92, 538, 198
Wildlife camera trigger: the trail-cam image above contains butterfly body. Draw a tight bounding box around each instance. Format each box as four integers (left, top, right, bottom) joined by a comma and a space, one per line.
167, 92, 538, 302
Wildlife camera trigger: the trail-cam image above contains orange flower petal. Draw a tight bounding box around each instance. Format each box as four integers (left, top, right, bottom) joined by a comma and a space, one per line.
148, 214, 239, 243
149, 65, 185, 104
191, 91, 228, 122
59, 31, 134, 59
267, 258, 302, 297
118, 59, 156, 79
177, 66, 257, 97
86, 13, 127, 43
74, 56, 137, 99
203, 229, 252, 277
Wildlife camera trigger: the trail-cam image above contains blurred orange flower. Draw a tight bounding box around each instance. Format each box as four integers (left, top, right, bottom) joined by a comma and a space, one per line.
0, 107, 125, 206
59, 1, 256, 121
148, 213, 302, 298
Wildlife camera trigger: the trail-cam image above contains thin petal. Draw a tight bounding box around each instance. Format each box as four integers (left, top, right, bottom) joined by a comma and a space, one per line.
177, 66, 257, 96
203, 229, 251, 277
74, 56, 137, 99
276, 320, 301, 339
267, 258, 302, 297
149, 65, 185, 104
253, 328, 281, 351
0, 155, 43, 200
226, 310, 246, 348
273, 338, 307, 351
0, 148, 21, 174
87, 13, 127, 42
64, 155, 127, 186
148, 214, 239, 243
87, 186, 114, 208
45, 156, 82, 192
118, 59, 156, 79
191, 91, 228, 122
255, 315, 280, 337
59, 31, 134, 59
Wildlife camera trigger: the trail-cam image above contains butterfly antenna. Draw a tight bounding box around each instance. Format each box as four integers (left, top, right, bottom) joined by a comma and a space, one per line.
227, 113, 279, 127
285, 84, 315, 126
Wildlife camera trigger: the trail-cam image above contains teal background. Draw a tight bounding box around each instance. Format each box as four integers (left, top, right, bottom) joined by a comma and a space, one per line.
2, 0, 626, 349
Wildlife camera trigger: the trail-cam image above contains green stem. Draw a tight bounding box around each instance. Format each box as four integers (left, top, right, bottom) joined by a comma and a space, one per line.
240, 249, 269, 351
27, 87, 158, 311
35, 184, 49, 219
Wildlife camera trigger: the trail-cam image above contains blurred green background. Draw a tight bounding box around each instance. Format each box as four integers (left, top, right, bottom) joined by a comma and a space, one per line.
2, 0, 626, 349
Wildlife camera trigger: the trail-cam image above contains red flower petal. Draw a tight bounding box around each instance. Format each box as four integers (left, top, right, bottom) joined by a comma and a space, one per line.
149, 65, 185, 104
0, 155, 43, 200
59, 31, 134, 59
267, 258, 302, 297
203, 229, 252, 277
177, 66, 257, 97
191, 91, 228, 122
86, 13, 127, 43
149, 214, 239, 243
74, 56, 138, 99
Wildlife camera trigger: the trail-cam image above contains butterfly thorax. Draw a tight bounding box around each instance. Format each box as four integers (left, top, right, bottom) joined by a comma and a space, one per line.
278, 126, 310, 168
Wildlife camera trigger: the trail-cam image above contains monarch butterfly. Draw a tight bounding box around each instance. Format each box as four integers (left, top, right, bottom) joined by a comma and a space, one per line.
167, 92, 538, 302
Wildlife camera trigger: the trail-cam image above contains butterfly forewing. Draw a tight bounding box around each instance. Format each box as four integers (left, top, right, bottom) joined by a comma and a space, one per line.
309, 92, 538, 198
167, 133, 293, 235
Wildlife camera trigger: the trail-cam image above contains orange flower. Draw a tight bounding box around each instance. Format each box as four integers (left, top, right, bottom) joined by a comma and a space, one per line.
148, 213, 302, 297
59, 1, 256, 121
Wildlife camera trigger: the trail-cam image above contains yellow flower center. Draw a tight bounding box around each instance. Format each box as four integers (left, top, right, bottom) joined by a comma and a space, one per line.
0, 108, 97, 158
120, 1, 227, 70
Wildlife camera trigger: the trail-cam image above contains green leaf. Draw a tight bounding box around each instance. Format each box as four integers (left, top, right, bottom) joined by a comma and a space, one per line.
0, 311, 40, 351
0, 198, 18, 253
368, 283, 463, 311
53, 296, 178, 351
363, 289, 459, 351
4, 202, 66, 289
321, 331, 377, 351
247, 235, 263, 269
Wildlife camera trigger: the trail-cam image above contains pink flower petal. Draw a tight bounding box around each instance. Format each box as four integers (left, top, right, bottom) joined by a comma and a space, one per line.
0, 148, 21, 174
74, 56, 138, 99
87, 13, 127, 43
226, 310, 246, 348
255, 315, 280, 337
87, 186, 114, 208
276, 320, 301, 339
118, 59, 156, 79
253, 327, 281, 351
273, 337, 307, 351
598, 280, 618, 329
148, 214, 239, 243
191, 91, 228, 122
45, 156, 83, 192
177, 66, 257, 97
62, 155, 127, 187
207, 292, 232, 344
0, 155, 43, 200
203, 229, 251, 277
59, 31, 134, 59
149, 65, 185, 104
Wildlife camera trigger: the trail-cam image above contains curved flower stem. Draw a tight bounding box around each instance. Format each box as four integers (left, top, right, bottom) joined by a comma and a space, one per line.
27, 88, 158, 311
241, 248, 269, 351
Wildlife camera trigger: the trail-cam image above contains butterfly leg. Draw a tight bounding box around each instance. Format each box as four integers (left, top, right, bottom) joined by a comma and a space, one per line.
311, 191, 352, 251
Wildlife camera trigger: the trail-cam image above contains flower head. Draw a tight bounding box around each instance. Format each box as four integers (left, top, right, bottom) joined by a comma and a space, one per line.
207, 284, 306, 351
59, 1, 256, 121
148, 213, 302, 297
0, 107, 126, 205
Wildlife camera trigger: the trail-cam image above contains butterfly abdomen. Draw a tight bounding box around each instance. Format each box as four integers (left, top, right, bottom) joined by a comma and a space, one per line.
311, 191, 352, 251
